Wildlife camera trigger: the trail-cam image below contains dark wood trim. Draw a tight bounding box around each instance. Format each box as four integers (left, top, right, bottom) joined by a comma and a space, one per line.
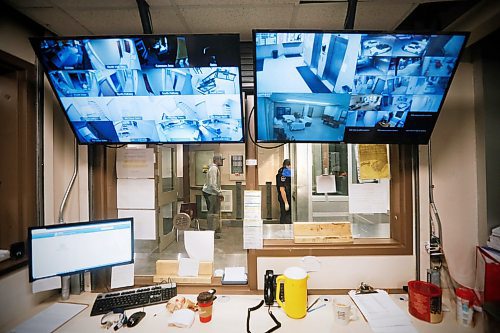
89, 146, 117, 220
183, 145, 190, 202
0, 257, 28, 277
0, 50, 37, 277
244, 94, 258, 190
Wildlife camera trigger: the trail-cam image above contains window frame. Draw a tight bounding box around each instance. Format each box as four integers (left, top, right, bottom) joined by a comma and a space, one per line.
247, 144, 414, 290
90, 142, 414, 291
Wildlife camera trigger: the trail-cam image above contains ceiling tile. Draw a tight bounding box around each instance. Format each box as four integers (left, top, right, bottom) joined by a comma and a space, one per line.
354, 2, 416, 30
63, 8, 144, 35
49, 0, 137, 9
166, 0, 297, 5
294, 3, 348, 30
4, 0, 53, 8
180, 5, 294, 40
21, 7, 91, 35
149, 8, 189, 33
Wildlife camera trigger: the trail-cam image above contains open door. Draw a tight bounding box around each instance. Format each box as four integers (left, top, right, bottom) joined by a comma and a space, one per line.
157, 145, 178, 251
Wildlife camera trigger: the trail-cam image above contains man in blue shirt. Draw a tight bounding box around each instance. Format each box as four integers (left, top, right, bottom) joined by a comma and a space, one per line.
276, 159, 292, 224
202, 154, 224, 238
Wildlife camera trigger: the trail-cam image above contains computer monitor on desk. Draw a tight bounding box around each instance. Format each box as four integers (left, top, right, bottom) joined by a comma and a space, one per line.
28, 218, 134, 282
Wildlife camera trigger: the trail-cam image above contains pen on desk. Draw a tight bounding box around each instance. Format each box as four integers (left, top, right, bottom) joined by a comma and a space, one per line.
308, 304, 326, 313
307, 297, 320, 312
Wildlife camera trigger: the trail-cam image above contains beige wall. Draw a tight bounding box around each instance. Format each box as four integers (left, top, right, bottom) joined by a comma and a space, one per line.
424, 63, 478, 287
0, 12, 89, 324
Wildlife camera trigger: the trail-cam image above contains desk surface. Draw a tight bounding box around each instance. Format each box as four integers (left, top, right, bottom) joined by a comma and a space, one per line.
5, 293, 483, 333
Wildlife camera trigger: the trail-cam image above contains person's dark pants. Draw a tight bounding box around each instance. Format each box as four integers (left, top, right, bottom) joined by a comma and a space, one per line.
278, 200, 291, 224
203, 191, 221, 234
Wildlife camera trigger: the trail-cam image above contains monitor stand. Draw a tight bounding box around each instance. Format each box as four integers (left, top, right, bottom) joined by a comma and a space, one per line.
61, 275, 70, 300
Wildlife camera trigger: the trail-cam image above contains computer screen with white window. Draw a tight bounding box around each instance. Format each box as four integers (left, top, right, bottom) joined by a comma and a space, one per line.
28, 218, 134, 282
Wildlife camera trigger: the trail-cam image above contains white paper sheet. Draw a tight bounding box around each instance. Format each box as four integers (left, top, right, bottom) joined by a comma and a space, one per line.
184, 231, 214, 262
118, 209, 156, 240
32, 276, 61, 294
243, 219, 263, 249
244, 190, 262, 220
117, 178, 155, 209
178, 258, 200, 277
10, 302, 87, 333
222, 266, 247, 283
116, 147, 154, 179
348, 182, 389, 214
316, 175, 336, 194
111, 263, 134, 289
348, 289, 416, 332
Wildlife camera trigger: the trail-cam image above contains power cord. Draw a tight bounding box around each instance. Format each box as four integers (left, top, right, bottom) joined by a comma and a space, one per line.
246, 106, 285, 150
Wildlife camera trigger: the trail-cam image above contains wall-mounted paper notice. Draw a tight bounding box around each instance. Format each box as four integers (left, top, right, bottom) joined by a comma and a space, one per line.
316, 175, 336, 194
244, 190, 262, 220
118, 209, 156, 240
32, 276, 61, 293
184, 231, 214, 262
116, 147, 154, 179
111, 263, 134, 289
348, 182, 389, 214
243, 219, 263, 249
117, 178, 155, 209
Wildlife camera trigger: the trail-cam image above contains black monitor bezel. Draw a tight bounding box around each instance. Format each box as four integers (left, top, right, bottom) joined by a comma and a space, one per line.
28, 217, 135, 282
30, 33, 245, 145
252, 29, 470, 145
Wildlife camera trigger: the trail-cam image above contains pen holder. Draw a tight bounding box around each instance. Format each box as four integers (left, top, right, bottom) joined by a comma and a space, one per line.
408, 280, 443, 323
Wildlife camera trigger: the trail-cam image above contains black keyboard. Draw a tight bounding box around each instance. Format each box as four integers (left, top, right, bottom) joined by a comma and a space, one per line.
90, 282, 177, 316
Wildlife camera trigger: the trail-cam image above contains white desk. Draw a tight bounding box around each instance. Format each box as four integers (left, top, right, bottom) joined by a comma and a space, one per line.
5, 293, 484, 333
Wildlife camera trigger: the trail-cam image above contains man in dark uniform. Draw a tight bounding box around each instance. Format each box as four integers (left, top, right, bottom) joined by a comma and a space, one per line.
276, 159, 292, 224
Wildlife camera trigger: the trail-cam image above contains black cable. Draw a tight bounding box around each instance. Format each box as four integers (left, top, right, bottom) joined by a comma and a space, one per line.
246, 106, 285, 150
344, 0, 358, 30
104, 144, 127, 149
246, 300, 281, 333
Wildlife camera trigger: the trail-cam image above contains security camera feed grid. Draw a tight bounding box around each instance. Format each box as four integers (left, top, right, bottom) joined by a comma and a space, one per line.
33, 35, 244, 143
254, 31, 467, 144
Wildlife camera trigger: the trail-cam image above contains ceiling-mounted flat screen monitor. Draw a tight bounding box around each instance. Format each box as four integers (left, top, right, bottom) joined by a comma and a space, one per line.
253, 30, 468, 144
31, 34, 244, 144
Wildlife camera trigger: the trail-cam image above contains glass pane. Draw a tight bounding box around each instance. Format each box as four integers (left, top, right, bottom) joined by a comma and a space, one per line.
160, 203, 174, 236
160, 147, 174, 192
286, 143, 391, 239
195, 151, 214, 186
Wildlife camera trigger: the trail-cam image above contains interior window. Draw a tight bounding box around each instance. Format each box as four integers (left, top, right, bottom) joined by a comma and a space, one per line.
112, 142, 410, 280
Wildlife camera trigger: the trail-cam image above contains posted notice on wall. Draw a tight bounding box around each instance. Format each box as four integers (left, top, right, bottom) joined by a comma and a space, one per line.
243, 219, 263, 249
244, 190, 262, 220
116, 147, 155, 179
243, 190, 263, 249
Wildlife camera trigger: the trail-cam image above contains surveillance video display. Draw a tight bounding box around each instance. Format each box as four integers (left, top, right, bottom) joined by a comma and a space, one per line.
254, 31, 468, 144
32, 34, 244, 144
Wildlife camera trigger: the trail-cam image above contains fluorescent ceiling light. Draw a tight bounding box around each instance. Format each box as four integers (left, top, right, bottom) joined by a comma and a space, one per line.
285, 99, 331, 106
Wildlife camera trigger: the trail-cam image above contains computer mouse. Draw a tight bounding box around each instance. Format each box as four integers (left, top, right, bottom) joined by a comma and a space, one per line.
127, 311, 146, 327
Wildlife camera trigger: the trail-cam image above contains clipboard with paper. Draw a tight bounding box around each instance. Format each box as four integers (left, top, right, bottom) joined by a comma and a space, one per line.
348, 287, 417, 333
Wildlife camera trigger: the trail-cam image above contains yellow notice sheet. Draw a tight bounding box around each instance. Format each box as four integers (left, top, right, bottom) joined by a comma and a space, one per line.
358, 144, 390, 180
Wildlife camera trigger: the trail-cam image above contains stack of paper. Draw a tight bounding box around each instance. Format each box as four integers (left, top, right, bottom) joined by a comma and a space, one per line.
486, 226, 500, 251
222, 267, 247, 285
348, 289, 417, 333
